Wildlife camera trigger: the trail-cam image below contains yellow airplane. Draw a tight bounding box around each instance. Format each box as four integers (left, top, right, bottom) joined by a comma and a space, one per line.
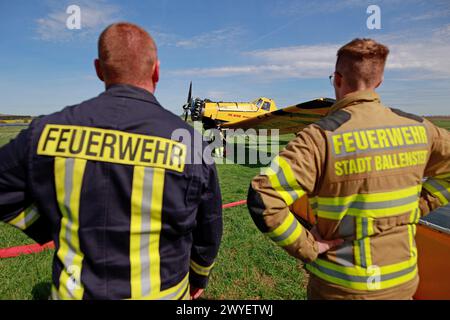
182, 83, 450, 300
182, 82, 335, 134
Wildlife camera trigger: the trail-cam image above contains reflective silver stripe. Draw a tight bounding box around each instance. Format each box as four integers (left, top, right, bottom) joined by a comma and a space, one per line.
318, 194, 418, 212
7, 205, 40, 230
334, 242, 354, 267
51, 286, 59, 300
426, 179, 450, 202
140, 167, 154, 297
308, 261, 417, 283
159, 276, 189, 300
269, 158, 299, 202
190, 260, 214, 276
269, 218, 298, 243
22, 207, 40, 228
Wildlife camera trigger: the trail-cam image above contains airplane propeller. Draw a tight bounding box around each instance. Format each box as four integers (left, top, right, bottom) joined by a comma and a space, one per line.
182, 81, 193, 122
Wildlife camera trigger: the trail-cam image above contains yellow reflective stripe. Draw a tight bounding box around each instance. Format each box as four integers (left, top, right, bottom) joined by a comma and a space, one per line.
408, 224, 417, 258
376, 266, 417, 290
306, 255, 418, 291
277, 223, 302, 247
435, 172, 450, 179
6, 205, 40, 230
317, 185, 421, 220
51, 285, 59, 300
276, 156, 305, 199
410, 208, 419, 224
159, 273, 188, 300
309, 197, 318, 209
136, 273, 189, 300
55, 157, 86, 300
181, 288, 191, 300
130, 166, 165, 298
130, 166, 145, 298
318, 185, 419, 206
423, 182, 446, 204
434, 179, 450, 191
354, 218, 362, 267
353, 217, 373, 268
150, 168, 164, 294
190, 260, 215, 277
423, 179, 450, 205
318, 203, 419, 220
306, 263, 417, 291
265, 213, 303, 247
263, 156, 306, 205
265, 167, 295, 204
313, 254, 417, 276
364, 219, 373, 267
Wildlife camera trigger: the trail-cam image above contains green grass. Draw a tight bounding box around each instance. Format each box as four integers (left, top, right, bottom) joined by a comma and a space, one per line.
0, 126, 27, 146
430, 120, 450, 130
1, 120, 449, 300
0, 125, 306, 300
205, 156, 308, 300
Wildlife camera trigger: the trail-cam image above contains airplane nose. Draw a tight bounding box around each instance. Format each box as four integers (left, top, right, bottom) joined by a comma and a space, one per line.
190, 98, 204, 121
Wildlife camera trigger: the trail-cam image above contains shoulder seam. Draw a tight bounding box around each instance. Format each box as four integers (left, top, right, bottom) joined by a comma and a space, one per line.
314, 110, 351, 132
390, 108, 424, 123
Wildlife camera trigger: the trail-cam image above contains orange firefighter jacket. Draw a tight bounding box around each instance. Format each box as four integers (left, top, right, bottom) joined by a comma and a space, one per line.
247, 90, 450, 299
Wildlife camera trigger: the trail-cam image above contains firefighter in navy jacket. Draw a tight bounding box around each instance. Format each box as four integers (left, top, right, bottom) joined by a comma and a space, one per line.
0, 22, 223, 300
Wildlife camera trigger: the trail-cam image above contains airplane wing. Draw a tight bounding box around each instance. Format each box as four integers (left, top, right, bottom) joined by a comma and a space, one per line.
221, 98, 335, 134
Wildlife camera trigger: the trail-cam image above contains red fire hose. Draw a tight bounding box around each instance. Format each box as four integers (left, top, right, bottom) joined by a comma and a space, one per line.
0, 200, 247, 259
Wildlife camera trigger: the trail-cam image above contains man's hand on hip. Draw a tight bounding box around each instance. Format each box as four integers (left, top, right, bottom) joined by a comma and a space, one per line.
310, 226, 344, 254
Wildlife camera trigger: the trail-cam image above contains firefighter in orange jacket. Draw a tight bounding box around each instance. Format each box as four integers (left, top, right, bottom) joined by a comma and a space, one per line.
247, 38, 450, 299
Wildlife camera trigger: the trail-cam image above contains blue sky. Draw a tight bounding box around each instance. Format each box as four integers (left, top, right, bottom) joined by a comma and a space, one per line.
0, 0, 449, 116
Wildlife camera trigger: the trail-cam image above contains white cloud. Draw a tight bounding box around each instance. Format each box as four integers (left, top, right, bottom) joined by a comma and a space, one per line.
268, 0, 423, 17
151, 26, 244, 49
409, 9, 450, 21
380, 26, 450, 79
36, 0, 121, 42
168, 44, 337, 78
170, 26, 450, 81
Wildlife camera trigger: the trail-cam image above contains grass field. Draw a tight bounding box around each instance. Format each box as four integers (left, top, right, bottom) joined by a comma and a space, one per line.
429, 120, 450, 130
1, 120, 449, 300
0, 125, 307, 300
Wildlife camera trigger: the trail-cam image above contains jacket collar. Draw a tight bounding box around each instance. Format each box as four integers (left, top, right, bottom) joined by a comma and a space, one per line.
328, 90, 381, 115
102, 84, 160, 106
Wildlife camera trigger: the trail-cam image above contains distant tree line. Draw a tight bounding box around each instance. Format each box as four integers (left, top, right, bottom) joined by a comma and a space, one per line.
424, 115, 450, 121
0, 115, 34, 124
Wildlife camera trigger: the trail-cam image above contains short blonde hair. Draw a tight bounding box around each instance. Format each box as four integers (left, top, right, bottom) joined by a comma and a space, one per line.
336, 38, 389, 89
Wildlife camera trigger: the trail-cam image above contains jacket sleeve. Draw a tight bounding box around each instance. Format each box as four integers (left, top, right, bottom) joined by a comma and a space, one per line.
189, 162, 223, 289
419, 121, 450, 216
0, 125, 51, 244
247, 125, 326, 263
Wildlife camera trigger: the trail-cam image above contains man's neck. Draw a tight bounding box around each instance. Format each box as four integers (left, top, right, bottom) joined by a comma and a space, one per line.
105, 81, 155, 94
338, 87, 376, 101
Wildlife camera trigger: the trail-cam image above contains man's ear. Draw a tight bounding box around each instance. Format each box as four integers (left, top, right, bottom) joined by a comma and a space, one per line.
375, 76, 383, 89
334, 72, 343, 88
94, 59, 104, 82
152, 60, 160, 87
